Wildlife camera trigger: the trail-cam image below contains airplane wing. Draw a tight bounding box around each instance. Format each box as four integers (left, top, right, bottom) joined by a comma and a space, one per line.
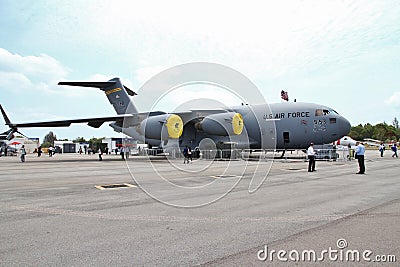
6, 115, 134, 129
2, 102, 231, 132
1, 102, 166, 130
1, 101, 242, 141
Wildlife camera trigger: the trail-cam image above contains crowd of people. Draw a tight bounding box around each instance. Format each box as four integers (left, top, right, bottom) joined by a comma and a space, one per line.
2, 141, 399, 166
307, 141, 398, 175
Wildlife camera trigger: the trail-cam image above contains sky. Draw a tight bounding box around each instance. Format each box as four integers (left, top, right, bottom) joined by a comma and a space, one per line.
0, 0, 399, 141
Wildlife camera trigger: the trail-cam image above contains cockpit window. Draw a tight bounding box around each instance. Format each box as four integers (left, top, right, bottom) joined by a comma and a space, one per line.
315, 109, 323, 116
316, 109, 337, 116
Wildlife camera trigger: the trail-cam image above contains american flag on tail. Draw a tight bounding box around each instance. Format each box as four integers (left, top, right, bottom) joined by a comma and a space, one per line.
281, 90, 289, 101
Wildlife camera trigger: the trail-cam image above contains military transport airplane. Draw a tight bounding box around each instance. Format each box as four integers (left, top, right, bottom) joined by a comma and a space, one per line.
0, 78, 351, 151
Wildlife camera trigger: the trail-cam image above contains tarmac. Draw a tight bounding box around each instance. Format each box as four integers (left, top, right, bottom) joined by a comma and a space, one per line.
0, 150, 399, 266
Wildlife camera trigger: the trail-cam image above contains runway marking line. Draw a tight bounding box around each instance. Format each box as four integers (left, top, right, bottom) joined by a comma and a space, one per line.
95, 183, 136, 190
282, 168, 306, 172
211, 175, 241, 179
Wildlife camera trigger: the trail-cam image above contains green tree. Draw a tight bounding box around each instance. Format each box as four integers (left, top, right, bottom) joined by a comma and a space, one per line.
73, 137, 87, 143
349, 122, 399, 143
372, 123, 388, 141
42, 131, 57, 147
362, 123, 374, 140
88, 137, 105, 151
349, 124, 364, 140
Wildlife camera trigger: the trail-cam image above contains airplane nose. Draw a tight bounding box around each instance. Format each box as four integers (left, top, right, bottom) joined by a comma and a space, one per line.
339, 116, 351, 136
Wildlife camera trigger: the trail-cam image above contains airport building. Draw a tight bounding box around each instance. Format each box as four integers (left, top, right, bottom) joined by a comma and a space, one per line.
3, 137, 39, 154
54, 138, 138, 154
102, 137, 139, 154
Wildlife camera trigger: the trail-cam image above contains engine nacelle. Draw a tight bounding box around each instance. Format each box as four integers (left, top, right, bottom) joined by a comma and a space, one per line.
139, 114, 183, 140
195, 112, 244, 136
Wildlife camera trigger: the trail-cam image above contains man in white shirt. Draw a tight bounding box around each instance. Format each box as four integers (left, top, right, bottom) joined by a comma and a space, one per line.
307, 143, 316, 172
355, 142, 366, 174
379, 143, 385, 157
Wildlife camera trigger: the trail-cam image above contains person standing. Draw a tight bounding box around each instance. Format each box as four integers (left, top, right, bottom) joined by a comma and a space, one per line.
98, 148, 103, 161
355, 142, 366, 174
20, 145, 26, 162
187, 147, 193, 163
183, 146, 189, 164
379, 143, 385, 157
125, 146, 130, 159
307, 143, 316, 172
120, 146, 125, 160
391, 143, 398, 158
37, 146, 42, 157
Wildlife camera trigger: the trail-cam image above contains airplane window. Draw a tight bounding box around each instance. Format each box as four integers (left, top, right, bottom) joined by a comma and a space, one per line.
315, 109, 323, 116
331, 109, 339, 115
330, 118, 336, 123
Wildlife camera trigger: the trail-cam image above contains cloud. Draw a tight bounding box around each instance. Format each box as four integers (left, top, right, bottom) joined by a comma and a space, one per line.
0, 71, 34, 92
0, 48, 69, 81
24, 1, 398, 83
0, 48, 73, 95
385, 92, 400, 107
0, 48, 112, 97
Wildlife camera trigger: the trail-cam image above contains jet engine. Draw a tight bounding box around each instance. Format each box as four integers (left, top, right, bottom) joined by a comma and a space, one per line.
195, 112, 244, 136
139, 114, 183, 140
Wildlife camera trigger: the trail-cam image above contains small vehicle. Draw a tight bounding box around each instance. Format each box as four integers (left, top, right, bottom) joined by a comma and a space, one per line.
0, 146, 17, 156
314, 144, 338, 161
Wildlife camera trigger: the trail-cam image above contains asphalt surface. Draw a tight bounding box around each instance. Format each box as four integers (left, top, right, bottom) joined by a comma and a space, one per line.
0, 150, 399, 266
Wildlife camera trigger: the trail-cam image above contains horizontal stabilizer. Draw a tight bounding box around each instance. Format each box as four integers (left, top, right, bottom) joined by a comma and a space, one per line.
58, 81, 137, 96
58, 81, 116, 88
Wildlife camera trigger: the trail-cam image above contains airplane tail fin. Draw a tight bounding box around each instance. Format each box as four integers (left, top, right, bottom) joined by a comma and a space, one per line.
58, 78, 138, 115
0, 104, 29, 140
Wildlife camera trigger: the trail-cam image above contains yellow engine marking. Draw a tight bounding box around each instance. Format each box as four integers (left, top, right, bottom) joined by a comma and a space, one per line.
232, 113, 244, 135
105, 87, 122, 95
165, 114, 183, 139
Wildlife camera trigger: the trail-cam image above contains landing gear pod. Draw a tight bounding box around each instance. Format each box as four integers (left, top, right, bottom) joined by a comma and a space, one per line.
140, 114, 183, 140
195, 112, 244, 136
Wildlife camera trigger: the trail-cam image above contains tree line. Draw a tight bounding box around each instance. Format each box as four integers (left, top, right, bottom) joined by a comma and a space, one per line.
41, 131, 104, 150
349, 118, 399, 142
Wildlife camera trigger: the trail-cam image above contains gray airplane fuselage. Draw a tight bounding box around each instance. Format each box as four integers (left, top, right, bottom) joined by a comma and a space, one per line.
136, 102, 351, 150
234, 102, 351, 149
